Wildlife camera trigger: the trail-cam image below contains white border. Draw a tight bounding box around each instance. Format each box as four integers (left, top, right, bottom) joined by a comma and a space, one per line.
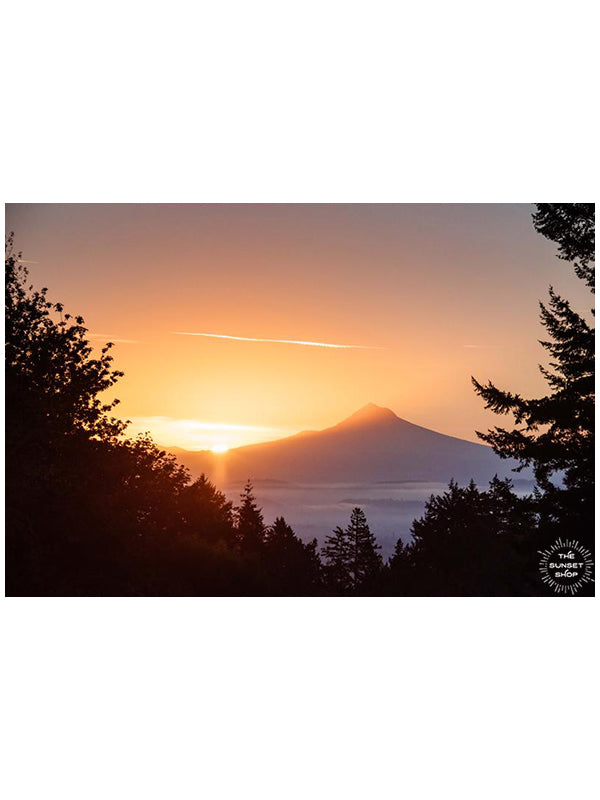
2, 1, 597, 798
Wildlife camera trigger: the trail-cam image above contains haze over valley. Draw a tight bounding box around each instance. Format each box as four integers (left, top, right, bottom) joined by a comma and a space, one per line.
170, 404, 532, 554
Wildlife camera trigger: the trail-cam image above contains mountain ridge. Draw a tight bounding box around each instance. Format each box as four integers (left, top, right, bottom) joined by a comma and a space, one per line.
168, 403, 525, 486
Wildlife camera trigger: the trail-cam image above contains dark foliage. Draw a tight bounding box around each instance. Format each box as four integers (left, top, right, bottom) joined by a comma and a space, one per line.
235, 481, 267, 552
5, 240, 323, 596
322, 507, 382, 594
380, 203, 594, 596
532, 203, 594, 290
472, 203, 594, 549
264, 517, 323, 595
384, 478, 538, 596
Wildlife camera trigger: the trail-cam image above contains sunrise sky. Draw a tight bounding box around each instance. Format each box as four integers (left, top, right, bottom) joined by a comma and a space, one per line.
6, 204, 591, 451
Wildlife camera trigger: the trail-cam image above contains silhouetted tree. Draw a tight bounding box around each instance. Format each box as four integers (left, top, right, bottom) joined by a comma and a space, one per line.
387, 478, 537, 596
532, 203, 594, 290
322, 525, 350, 593
5, 238, 264, 596
235, 481, 266, 553
472, 203, 594, 548
178, 474, 235, 545
6, 236, 130, 593
346, 507, 383, 590
5, 234, 125, 443
264, 517, 322, 595
322, 507, 382, 594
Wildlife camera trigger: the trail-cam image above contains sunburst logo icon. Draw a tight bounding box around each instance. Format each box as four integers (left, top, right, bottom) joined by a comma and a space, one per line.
538, 538, 594, 595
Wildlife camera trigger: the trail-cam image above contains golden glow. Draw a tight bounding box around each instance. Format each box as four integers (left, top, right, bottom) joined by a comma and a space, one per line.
211, 443, 230, 454
8, 203, 591, 447
126, 416, 294, 451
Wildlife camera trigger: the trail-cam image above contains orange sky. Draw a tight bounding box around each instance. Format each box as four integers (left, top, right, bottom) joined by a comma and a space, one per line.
6, 204, 592, 451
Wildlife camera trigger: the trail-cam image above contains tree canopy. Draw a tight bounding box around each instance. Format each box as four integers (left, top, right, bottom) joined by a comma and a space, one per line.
472, 203, 594, 547
322, 507, 382, 594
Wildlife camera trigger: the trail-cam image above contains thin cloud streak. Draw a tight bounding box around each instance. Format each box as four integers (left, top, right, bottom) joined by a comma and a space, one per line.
126, 416, 295, 451
172, 331, 382, 349
88, 333, 140, 344
129, 416, 286, 433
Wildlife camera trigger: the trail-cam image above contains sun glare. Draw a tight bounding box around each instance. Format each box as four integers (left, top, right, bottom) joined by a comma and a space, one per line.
211, 443, 230, 454
125, 417, 294, 451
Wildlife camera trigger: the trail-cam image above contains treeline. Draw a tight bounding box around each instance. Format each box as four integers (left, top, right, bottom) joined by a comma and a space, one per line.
4, 235, 376, 595
5, 204, 595, 596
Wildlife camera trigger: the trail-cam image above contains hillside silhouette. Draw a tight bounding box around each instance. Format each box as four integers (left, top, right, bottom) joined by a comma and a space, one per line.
170, 402, 525, 485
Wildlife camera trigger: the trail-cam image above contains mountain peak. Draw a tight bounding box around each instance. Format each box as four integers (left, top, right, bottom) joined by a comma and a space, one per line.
338, 403, 399, 428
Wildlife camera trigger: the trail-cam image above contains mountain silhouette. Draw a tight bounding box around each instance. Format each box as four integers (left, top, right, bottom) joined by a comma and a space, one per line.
171, 404, 526, 485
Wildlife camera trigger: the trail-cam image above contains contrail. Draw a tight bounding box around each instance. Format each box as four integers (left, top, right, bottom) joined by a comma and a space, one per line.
172, 331, 382, 349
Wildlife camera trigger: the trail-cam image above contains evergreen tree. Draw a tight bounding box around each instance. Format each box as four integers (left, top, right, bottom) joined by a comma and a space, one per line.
235, 480, 266, 552
322, 507, 382, 594
178, 474, 235, 545
472, 203, 594, 546
264, 517, 322, 594
346, 507, 383, 590
322, 525, 350, 593
532, 203, 594, 290
389, 479, 537, 596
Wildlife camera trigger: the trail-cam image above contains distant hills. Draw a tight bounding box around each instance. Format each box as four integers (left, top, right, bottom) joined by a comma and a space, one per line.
169, 403, 525, 486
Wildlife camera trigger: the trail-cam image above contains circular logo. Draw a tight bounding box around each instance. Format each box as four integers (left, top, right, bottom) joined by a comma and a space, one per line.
538, 538, 594, 595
